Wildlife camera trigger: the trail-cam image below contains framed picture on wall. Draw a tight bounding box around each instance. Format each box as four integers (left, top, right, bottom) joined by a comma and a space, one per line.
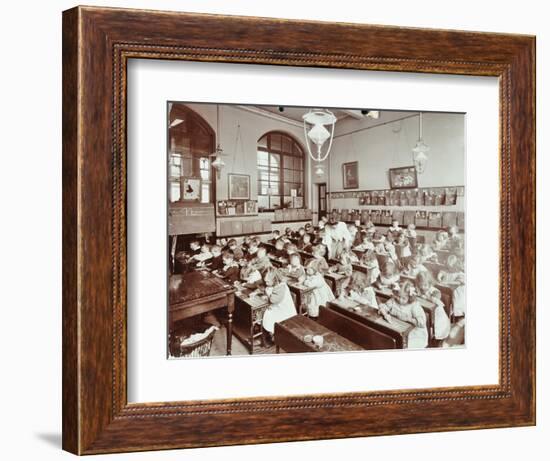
342, 161, 359, 189
181, 177, 201, 202
228, 173, 250, 199
389, 166, 419, 189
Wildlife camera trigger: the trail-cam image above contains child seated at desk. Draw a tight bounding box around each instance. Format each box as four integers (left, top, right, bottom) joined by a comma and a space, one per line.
205, 245, 224, 271
394, 232, 412, 259
354, 233, 375, 252
404, 223, 417, 239
437, 254, 466, 317
297, 233, 313, 253
417, 243, 438, 263
384, 239, 400, 267
376, 260, 400, 290
307, 245, 330, 274
432, 230, 449, 251
270, 239, 288, 262
401, 254, 428, 278
284, 253, 306, 283
348, 270, 378, 308
250, 246, 272, 275
415, 271, 451, 341
190, 243, 213, 267
372, 233, 387, 254
447, 225, 464, 252
242, 236, 252, 253
387, 220, 402, 240
227, 239, 244, 260
365, 221, 376, 237
330, 250, 354, 298
245, 238, 260, 260
239, 258, 263, 288
379, 281, 428, 349
219, 250, 240, 283
305, 223, 316, 241
359, 249, 381, 285
261, 267, 297, 345
284, 227, 294, 240
268, 230, 281, 245
296, 227, 307, 240
303, 260, 335, 318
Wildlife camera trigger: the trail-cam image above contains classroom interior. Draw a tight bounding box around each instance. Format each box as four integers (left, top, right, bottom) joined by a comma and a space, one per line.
167, 102, 466, 358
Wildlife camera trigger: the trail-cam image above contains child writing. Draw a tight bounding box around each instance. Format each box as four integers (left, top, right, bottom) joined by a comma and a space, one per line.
379, 281, 428, 349
284, 253, 306, 284
354, 233, 375, 252
394, 232, 412, 259
437, 254, 466, 317
432, 230, 449, 251
376, 260, 400, 291
387, 219, 402, 240
297, 233, 314, 253
415, 271, 451, 341
303, 260, 335, 318
307, 244, 330, 274
206, 245, 224, 271
250, 246, 273, 275
261, 267, 297, 345
359, 249, 381, 286
218, 250, 240, 283
238, 258, 263, 288
401, 254, 428, 278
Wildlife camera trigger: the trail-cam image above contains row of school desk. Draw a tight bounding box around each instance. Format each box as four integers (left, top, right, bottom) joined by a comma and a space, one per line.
169, 260, 459, 356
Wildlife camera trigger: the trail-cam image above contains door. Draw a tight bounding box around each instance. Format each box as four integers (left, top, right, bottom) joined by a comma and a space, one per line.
317, 183, 327, 221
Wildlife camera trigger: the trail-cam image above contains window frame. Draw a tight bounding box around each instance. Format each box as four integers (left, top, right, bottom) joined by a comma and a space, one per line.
257, 131, 305, 211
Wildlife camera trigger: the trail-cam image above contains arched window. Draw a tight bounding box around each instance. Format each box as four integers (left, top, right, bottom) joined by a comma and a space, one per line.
168, 104, 215, 204
257, 132, 304, 210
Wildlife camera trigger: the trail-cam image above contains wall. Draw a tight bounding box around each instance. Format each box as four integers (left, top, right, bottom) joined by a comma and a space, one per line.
311, 111, 465, 212
182, 103, 310, 203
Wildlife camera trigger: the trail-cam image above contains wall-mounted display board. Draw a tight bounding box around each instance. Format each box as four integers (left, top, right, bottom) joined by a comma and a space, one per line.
217, 200, 258, 217
331, 207, 464, 230
331, 186, 464, 207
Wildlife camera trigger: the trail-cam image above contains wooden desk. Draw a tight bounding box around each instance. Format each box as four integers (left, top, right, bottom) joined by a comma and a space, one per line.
328, 298, 413, 349
323, 272, 348, 297
233, 288, 270, 354
274, 315, 363, 353
434, 249, 451, 264
169, 271, 236, 355
287, 281, 315, 315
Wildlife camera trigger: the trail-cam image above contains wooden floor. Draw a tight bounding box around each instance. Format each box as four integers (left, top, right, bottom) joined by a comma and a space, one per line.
210, 325, 277, 356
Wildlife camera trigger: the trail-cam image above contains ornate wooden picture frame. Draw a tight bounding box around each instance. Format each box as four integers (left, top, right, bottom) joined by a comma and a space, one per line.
62, 6, 535, 455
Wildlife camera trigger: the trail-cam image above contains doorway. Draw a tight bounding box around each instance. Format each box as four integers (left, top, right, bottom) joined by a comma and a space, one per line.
317, 183, 327, 222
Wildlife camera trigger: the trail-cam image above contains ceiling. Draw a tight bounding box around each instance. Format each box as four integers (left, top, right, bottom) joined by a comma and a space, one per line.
257, 105, 354, 122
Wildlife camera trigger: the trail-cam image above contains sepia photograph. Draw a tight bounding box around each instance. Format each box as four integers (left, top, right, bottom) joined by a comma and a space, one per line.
167, 102, 465, 358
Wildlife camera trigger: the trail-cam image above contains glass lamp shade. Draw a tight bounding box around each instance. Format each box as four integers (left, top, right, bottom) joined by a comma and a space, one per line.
307, 123, 331, 146
302, 109, 337, 163
314, 164, 325, 176
211, 156, 225, 170
412, 139, 430, 174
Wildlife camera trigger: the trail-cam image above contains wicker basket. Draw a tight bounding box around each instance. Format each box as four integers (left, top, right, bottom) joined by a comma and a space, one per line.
171, 323, 217, 358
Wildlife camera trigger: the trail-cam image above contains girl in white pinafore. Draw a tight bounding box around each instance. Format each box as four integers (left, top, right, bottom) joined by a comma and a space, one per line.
303, 261, 335, 318
379, 281, 428, 349
262, 268, 297, 335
